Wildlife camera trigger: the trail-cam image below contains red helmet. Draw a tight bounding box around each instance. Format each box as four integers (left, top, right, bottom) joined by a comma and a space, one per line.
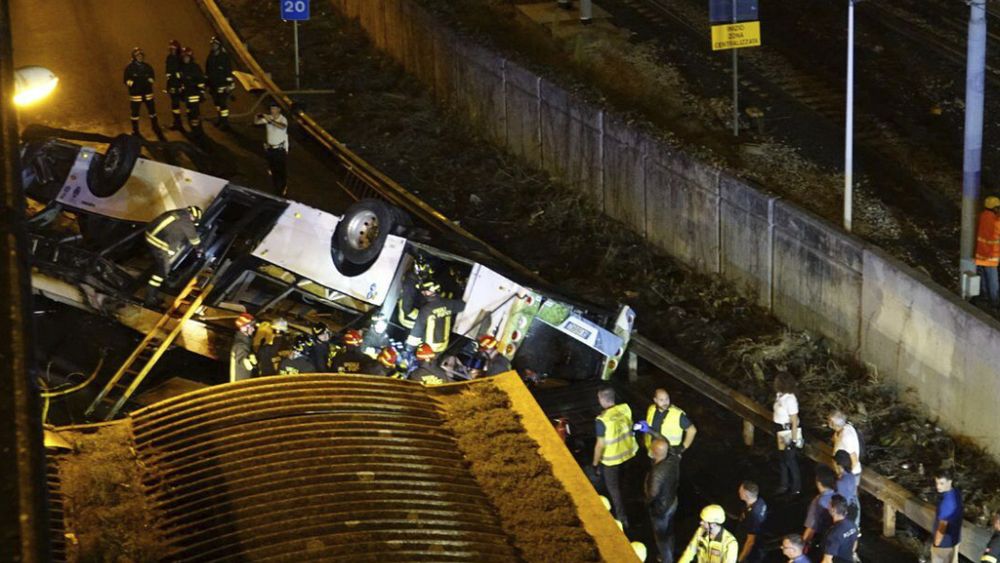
478, 335, 498, 350
343, 329, 363, 347
235, 313, 254, 329
377, 346, 398, 368
168, 40, 181, 52
181, 47, 194, 58
415, 343, 436, 361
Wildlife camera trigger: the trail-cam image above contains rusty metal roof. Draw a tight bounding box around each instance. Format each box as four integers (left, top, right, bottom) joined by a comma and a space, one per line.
130, 375, 520, 562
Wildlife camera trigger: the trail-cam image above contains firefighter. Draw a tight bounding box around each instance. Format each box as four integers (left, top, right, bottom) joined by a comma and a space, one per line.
256, 318, 289, 376
678, 504, 739, 563
178, 47, 207, 136
205, 36, 234, 130
230, 313, 258, 382
407, 343, 452, 385
373, 346, 408, 379
467, 334, 511, 379
278, 335, 318, 375
123, 47, 162, 137
397, 255, 433, 330
330, 329, 371, 374
404, 280, 465, 355
164, 40, 185, 131
143, 206, 202, 307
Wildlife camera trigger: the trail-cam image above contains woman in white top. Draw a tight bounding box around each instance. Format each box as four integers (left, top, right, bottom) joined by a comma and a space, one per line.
773, 372, 802, 495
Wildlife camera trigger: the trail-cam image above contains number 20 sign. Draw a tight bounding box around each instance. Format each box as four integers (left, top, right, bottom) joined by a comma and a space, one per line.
280, 0, 310, 21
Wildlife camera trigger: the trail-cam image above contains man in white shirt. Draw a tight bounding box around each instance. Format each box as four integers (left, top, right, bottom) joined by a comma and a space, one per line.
827, 410, 861, 475
254, 101, 289, 195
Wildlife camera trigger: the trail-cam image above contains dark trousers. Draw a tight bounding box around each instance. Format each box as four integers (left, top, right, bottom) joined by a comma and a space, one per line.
210, 88, 230, 122
146, 248, 172, 305
168, 91, 184, 125
650, 498, 677, 563
129, 93, 158, 132
778, 446, 801, 493
184, 95, 202, 129
978, 265, 999, 307
265, 147, 288, 194
602, 463, 628, 529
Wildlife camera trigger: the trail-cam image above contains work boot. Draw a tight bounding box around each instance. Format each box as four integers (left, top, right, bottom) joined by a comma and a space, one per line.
131, 120, 141, 135
144, 288, 159, 308
170, 114, 184, 131
150, 117, 165, 141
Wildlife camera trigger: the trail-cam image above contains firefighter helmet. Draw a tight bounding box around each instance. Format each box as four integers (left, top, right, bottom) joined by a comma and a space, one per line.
311, 322, 330, 336
181, 47, 194, 59
131, 47, 144, 60
478, 335, 498, 350
700, 504, 726, 525
235, 313, 254, 329
271, 318, 288, 333
413, 255, 434, 277
415, 343, 435, 361
377, 346, 398, 368
168, 39, 181, 52
186, 206, 203, 222
210, 35, 222, 46
292, 335, 312, 353
986, 196, 1000, 210
343, 329, 363, 347
417, 280, 441, 294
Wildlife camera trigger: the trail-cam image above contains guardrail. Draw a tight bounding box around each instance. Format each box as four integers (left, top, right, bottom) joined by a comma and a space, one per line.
196, 2, 993, 559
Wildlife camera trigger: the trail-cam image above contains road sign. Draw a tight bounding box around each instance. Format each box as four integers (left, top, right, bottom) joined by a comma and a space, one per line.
280, 0, 310, 21
711, 21, 761, 51
709, 0, 758, 24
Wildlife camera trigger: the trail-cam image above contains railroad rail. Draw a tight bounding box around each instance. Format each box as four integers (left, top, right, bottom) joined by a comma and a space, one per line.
196, 1, 995, 560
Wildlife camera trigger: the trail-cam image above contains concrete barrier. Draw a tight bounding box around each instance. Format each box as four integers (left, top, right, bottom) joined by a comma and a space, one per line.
333, 0, 1000, 463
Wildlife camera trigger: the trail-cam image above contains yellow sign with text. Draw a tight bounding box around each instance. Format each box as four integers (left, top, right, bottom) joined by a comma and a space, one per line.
711, 21, 761, 51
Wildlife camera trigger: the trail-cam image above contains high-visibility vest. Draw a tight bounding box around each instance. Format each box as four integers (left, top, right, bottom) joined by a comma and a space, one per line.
597, 404, 638, 466
975, 209, 1000, 266
679, 527, 738, 563
645, 404, 686, 449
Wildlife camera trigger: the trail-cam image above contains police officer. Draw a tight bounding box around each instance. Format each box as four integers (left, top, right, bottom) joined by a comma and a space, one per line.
278, 335, 318, 375
230, 313, 258, 382
679, 505, 739, 563
123, 47, 162, 137
404, 280, 465, 355
164, 40, 185, 131
205, 36, 234, 130
178, 47, 207, 136
591, 386, 638, 530
143, 206, 202, 307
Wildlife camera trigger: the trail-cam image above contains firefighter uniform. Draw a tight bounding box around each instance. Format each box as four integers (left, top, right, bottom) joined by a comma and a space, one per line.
405, 294, 465, 354
279, 336, 318, 375
230, 329, 258, 382
330, 347, 373, 374
205, 38, 234, 129
178, 49, 207, 133
123, 48, 161, 136
678, 527, 738, 563
396, 273, 422, 330
143, 207, 201, 306
165, 41, 184, 130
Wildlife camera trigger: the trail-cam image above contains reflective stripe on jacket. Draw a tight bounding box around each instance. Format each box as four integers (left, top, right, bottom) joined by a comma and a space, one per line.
976, 209, 1000, 266
645, 404, 686, 449
597, 403, 638, 466
679, 527, 738, 563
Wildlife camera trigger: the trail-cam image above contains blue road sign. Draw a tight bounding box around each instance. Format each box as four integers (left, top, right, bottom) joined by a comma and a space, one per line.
709, 0, 758, 24
280, 0, 310, 21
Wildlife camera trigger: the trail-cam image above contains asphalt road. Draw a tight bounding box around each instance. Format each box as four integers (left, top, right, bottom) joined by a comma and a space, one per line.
10, 0, 351, 211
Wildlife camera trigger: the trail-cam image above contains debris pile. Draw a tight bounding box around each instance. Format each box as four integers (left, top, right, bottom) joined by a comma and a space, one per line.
441, 384, 600, 562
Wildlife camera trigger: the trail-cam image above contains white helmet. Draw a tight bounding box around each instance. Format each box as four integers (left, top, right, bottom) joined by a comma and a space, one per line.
271, 318, 288, 333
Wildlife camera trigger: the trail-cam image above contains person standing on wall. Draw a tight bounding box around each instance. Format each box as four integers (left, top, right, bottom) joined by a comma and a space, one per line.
932, 468, 963, 563
591, 386, 638, 530
254, 101, 289, 196
773, 373, 802, 496
975, 195, 1000, 309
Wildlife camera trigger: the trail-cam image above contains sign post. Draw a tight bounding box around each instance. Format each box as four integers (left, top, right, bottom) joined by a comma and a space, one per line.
709, 0, 760, 137
280, 0, 311, 89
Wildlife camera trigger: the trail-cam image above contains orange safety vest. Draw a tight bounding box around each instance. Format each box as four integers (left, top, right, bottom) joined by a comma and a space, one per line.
975, 209, 1000, 266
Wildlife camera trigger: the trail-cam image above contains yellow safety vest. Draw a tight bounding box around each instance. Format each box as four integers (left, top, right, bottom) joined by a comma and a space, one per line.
679, 528, 738, 563
597, 404, 638, 466
645, 404, 686, 449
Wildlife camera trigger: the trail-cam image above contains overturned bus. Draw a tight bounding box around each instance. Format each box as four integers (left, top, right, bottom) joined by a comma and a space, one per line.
21, 131, 635, 413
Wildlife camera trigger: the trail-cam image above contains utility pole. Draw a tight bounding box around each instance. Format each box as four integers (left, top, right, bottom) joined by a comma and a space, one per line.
844, 0, 855, 232
960, 0, 987, 296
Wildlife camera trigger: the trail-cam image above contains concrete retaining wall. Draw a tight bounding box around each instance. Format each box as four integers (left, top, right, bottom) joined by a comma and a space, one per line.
333, 0, 1000, 461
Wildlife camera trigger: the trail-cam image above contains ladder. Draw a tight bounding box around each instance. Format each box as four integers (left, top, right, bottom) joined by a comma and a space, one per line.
85, 268, 215, 420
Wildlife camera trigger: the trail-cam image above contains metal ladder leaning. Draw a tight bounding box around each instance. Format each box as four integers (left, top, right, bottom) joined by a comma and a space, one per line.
85, 267, 215, 420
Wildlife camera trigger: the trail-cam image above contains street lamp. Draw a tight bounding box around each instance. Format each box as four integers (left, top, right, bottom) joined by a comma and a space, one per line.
844, 0, 856, 232
13, 66, 58, 107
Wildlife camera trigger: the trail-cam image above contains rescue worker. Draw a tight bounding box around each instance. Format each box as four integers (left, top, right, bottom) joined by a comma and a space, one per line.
407, 343, 452, 385
975, 195, 1000, 309
737, 481, 767, 563
361, 313, 392, 358
373, 346, 408, 379
679, 504, 739, 563
256, 318, 289, 376
330, 329, 371, 374
404, 280, 465, 355
178, 47, 207, 136
123, 47, 162, 137
205, 36, 234, 130
310, 322, 334, 371
253, 101, 289, 195
143, 206, 202, 307
164, 40, 185, 131
278, 335, 318, 375
637, 388, 697, 457
591, 386, 638, 530
230, 313, 258, 382
467, 334, 512, 378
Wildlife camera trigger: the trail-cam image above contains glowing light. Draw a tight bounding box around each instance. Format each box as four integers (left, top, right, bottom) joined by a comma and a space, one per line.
13, 66, 59, 107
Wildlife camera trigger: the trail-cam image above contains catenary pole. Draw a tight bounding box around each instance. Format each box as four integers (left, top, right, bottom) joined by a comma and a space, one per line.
844, 0, 855, 232
960, 0, 987, 294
